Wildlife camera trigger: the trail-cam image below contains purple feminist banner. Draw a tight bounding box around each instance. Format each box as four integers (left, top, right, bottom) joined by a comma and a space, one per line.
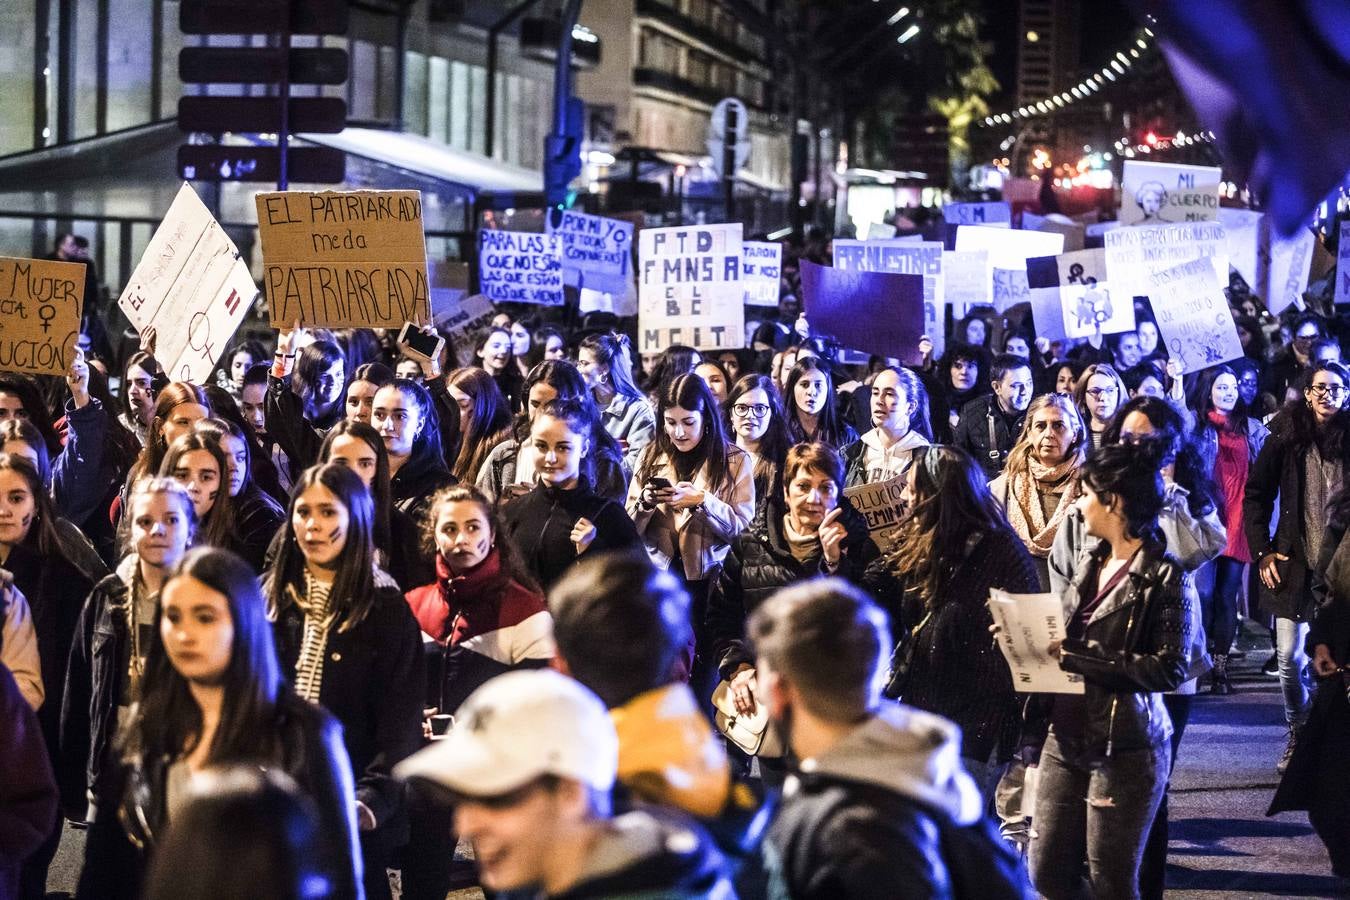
800, 259, 924, 365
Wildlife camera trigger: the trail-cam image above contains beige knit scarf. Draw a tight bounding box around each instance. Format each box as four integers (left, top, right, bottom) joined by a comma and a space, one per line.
1007, 458, 1081, 558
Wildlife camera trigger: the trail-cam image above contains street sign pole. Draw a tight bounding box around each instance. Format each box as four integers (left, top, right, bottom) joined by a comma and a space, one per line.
278, 0, 292, 189
723, 102, 737, 223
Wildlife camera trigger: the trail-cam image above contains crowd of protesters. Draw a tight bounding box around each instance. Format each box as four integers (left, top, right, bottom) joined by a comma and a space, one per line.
4, 223, 1350, 900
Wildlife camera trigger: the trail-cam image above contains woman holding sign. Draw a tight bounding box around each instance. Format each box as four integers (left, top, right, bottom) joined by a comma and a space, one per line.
876, 445, 1039, 797
1026, 440, 1191, 900
627, 374, 754, 702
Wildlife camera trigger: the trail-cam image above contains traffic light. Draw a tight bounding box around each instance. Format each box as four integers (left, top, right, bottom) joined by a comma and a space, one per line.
177, 0, 348, 186
544, 95, 585, 208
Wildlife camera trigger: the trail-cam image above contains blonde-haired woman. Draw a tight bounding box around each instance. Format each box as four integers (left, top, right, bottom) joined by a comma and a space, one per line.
990, 393, 1088, 590
1073, 363, 1128, 453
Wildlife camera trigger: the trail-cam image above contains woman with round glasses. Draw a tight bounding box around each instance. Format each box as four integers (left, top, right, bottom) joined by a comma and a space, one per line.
723, 375, 791, 508
1246, 360, 1350, 773
1073, 363, 1128, 453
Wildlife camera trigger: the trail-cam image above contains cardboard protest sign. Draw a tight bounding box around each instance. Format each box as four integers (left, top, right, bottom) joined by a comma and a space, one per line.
1026, 248, 1133, 341
799, 259, 924, 364
1148, 256, 1243, 374
0, 257, 84, 376
741, 241, 782, 307
255, 189, 428, 328
1104, 221, 1229, 302
954, 226, 1064, 312
477, 231, 563, 306
546, 210, 633, 294
1120, 160, 1222, 226
942, 250, 989, 317
1256, 222, 1314, 314
436, 292, 497, 358
638, 224, 744, 352
945, 201, 1011, 228
120, 183, 257, 383
843, 472, 907, 543
834, 240, 945, 359
1338, 221, 1350, 306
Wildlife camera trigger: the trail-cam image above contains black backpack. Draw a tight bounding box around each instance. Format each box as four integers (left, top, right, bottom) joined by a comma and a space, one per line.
938, 814, 1031, 900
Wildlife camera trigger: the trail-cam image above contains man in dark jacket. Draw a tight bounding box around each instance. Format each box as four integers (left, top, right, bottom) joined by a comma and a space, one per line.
0, 663, 58, 900
953, 353, 1033, 479
749, 579, 1028, 900
395, 669, 732, 899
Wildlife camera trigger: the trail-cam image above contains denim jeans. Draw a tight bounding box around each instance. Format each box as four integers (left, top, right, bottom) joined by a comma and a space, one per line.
1030, 733, 1171, 900
1276, 616, 1310, 727
1200, 556, 1244, 655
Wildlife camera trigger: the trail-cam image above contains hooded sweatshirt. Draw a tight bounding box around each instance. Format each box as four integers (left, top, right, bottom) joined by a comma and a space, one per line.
763, 702, 1011, 900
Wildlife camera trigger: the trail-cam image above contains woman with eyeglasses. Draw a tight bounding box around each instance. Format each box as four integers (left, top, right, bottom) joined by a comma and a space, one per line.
724, 374, 791, 509
1245, 360, 1350, 774
840, 366, 932, 487
1073, 363, 1128, 453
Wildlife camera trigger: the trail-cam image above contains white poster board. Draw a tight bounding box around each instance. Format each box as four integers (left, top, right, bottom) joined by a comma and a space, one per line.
477, 230, 564, 306
546, 210, 634, 294
954, 226, 1064, 312
1119, 160, 1222, 226
1148, 256, 1244, 374
942, 250, 989, 318
119, 183, 257, 383
987, 589, 1084, 694
1337, 221, 1350, 306
638, 223, 744, 352
741, 241, 782, 307
1104, 221, 1229, 301
945, 201, 1012, 228
1216, 207, 1262, 289
1256, 221, 1314, 315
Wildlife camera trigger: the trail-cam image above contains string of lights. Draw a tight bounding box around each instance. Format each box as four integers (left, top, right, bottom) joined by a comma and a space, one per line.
1113, 128, 1216, 158
977, 28, 1156, 128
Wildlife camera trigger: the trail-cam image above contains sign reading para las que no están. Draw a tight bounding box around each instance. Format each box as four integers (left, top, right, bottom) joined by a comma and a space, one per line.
0, 257, 85, 376
255, 190, 430, 328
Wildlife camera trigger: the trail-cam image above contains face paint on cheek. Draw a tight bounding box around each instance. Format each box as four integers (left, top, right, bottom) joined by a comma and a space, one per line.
19, 512, 31, 530
327, 526, 343, 544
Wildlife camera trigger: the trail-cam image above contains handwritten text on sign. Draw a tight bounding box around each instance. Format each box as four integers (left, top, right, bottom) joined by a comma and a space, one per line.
548, 210, 633, 294
1148, 256, 1244, 374
638, 224, 744, 352
742, 241, 782, 306
1337, 221, 1350, 306
987, 589, 1084, 694
478, 231, 563, 306
0, 257, 84, 376
256, 190, 429, 328
834, 240, 945, 358
119, 183, 257, 383
1104, 220, 1228, 302
843, 472, 907, 542
1120, 160, 1221, 226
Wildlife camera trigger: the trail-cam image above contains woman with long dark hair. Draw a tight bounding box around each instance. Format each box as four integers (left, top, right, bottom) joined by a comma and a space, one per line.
928, 341, 989, 442
319, 420, 428, 590
62, 478, 196, 824
345, 361, 395, 427
118, 352, 168, 447
265, 330, 348, 476
124, 382, 213, 495
783, 357, 856, 449
371, 378, 454, 522
77, 547, 361, 900
724, 373, 792, 507
627, 374, 754, 701
478, 360, 626, 504
474, 326, 523, 412
1245, 360, 1350, 772
267, 463, 423, 899
444, 367, 512, 484
192, 418, 285, 572
879, 445, 1040, 795
840, 365, 932, 487
502, 398, 642, 589
1028, 441, 1192, 900
1192, 364, 1271, 692
159, 433, 235, 555
578, 331, 655, 468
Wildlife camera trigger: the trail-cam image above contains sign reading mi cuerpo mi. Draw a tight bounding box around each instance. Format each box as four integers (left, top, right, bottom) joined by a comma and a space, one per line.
255, 189, 430, 328
0, 256, 85, 376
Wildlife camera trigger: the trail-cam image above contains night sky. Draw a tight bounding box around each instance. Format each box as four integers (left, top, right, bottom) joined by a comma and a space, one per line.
980, 0, 1139, 105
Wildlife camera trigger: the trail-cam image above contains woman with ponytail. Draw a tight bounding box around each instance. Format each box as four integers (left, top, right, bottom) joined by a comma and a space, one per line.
578, 331, 656, 469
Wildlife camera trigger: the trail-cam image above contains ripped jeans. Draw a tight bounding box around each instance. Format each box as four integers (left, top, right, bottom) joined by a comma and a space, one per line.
1030, 733, 1170, 900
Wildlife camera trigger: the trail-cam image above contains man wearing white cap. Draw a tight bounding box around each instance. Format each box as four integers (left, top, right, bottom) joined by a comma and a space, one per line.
395, 669, 732, 899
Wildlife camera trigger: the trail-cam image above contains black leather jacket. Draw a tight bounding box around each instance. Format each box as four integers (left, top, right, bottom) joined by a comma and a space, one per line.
77, 689, 362, 900
1028, 539, 1191, 764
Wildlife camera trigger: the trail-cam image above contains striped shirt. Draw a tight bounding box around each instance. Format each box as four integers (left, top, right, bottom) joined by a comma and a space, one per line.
293, 571, 333, 703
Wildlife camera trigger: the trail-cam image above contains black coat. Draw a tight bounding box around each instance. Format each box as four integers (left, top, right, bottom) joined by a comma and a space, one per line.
708, 497, 877, 680
390, 453, 455, 524
272, 578, 425, 847
230, 484, 286, 573
77, 689, 361, 900
952, 395, 1025, 479
502, 480, 643, 590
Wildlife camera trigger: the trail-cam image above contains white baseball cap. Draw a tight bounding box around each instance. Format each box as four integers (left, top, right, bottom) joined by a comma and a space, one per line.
394, 669, 619, 797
